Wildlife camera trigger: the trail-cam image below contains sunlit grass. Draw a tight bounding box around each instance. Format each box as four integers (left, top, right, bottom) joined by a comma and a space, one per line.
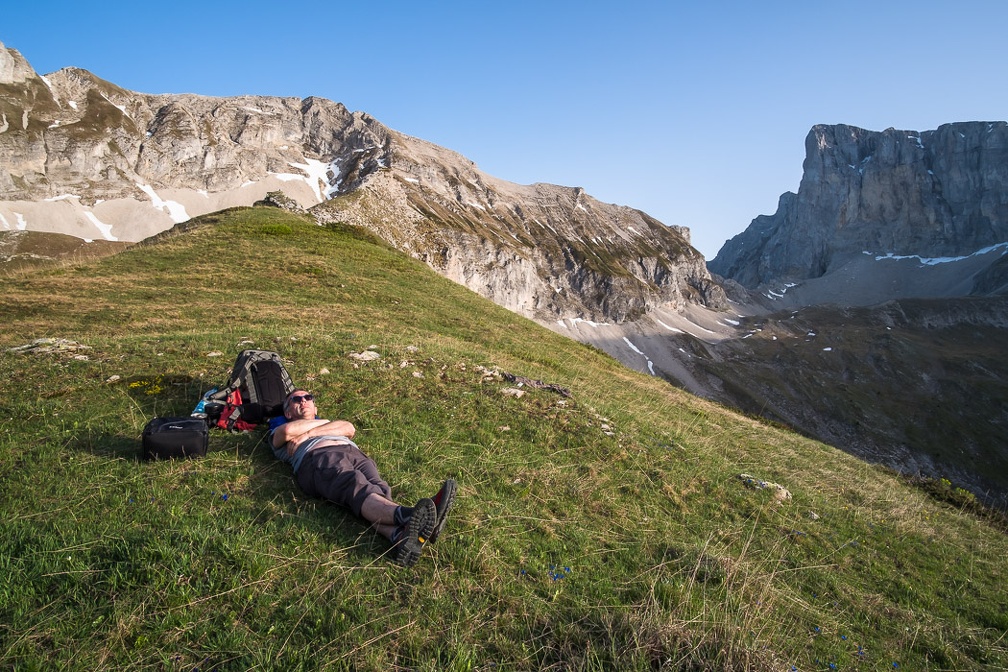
1, 207, 1006, 670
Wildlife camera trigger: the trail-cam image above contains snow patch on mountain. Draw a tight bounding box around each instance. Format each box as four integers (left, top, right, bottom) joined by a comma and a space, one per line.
137, 185, 188, 223
867, 241, 1008, 266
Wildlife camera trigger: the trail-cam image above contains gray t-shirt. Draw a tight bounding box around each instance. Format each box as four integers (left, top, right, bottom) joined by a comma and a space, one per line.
269, 417, 357, 473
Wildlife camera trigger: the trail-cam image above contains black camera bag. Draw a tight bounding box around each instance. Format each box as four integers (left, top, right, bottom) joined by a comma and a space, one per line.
142, 416, 208, 460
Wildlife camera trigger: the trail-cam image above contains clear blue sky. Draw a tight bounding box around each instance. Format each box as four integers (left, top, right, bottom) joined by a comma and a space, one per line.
5, 1, 1006, 258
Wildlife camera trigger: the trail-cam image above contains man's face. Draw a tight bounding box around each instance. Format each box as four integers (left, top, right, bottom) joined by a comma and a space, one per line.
286, 391, 316, 419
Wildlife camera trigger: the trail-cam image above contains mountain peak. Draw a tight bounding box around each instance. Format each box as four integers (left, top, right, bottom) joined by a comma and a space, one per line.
0, 41, 36, 84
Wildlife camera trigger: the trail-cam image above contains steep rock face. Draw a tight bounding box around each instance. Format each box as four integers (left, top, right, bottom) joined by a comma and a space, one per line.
0, 41, 724, 325
710, 122, 1008, 291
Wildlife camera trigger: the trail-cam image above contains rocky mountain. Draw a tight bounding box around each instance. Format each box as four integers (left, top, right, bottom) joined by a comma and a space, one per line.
709, 122, 1008, 307
0, 41, 723, 325
313, 147, 730, 323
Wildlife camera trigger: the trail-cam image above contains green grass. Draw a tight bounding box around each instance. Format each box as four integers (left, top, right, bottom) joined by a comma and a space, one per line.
1, 207, 1006, 671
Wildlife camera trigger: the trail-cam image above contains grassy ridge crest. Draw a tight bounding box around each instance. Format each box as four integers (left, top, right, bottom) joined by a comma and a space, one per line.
1, 207, 1006, 670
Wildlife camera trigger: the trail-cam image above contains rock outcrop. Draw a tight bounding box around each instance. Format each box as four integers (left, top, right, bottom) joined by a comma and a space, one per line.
709, 122, 1008, 300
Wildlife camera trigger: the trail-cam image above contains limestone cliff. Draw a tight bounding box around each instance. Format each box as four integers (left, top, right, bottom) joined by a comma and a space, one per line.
709, 123, 1008, 300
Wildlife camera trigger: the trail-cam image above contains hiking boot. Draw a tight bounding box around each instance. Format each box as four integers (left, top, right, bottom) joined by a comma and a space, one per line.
394, 498, 436, 567
429, 478, 456, 543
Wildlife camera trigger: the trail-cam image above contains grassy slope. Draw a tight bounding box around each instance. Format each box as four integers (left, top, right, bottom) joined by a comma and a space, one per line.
0, 208, 1005, 671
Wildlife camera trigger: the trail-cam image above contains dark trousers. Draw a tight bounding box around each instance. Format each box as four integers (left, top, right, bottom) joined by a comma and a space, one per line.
296, 444, 392, 517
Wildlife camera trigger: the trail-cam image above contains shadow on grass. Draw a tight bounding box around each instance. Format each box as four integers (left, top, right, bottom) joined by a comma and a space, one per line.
119, 373, 207, 420
71, 395, 395, 566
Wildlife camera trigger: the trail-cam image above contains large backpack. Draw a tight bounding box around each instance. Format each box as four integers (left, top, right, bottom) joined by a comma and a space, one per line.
208, 350, 295, 429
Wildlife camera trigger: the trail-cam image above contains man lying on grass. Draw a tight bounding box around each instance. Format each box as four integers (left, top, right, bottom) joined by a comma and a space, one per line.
269, 389, 455, 566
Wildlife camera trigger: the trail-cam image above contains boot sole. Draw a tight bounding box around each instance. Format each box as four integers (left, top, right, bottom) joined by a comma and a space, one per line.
395, 498, 436, 567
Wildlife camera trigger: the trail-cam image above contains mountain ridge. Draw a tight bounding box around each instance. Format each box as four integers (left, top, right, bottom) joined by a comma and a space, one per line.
0, 40, 723, 326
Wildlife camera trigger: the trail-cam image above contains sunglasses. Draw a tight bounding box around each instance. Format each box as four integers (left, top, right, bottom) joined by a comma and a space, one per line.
289, 394, 314, 404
